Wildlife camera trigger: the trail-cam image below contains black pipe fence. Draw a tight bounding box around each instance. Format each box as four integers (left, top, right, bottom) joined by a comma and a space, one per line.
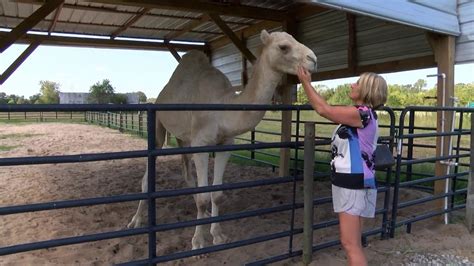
0, 104, 472, 265
390, 106, 473, 237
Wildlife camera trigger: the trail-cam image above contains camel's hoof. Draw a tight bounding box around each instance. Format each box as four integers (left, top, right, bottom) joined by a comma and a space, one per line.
192, 235, 206, 250
192, 253, 210, 259
212, 233, 230, 246
127, 218, 142, 229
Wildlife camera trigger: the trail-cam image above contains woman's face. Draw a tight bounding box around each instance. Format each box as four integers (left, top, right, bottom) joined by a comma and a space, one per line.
349, 80, 361, 102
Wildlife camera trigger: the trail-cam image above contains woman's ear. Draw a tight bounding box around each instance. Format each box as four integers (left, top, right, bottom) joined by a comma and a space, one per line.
260, 30, 271, 46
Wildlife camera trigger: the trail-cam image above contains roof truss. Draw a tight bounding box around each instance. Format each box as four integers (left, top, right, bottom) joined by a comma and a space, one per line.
0, 0, 64, 53
84, 0, 288, 21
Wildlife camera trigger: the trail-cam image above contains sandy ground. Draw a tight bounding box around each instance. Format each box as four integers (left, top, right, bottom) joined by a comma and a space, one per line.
0, 122, 473, 265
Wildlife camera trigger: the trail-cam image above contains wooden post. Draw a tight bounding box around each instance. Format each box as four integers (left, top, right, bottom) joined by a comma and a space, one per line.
138, 111, 143, 135
303, 122, 315, 265
466, 114, 474, 232
279, 17, 297, 177
279, 83, 293, 177
428, 34, 455, 221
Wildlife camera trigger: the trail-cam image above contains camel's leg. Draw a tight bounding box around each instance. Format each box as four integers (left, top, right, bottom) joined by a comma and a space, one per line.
127, 117, 166, 228
191, 152, 210, 250
210, 139, 233, 245
177, 139, 195, 188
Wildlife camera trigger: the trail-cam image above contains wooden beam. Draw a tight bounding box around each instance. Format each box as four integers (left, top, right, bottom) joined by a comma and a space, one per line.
85, 0, 287, 21
209, 13, 256, 63
240, 32, 248, 87
0, 0, 63, 53
48, 2, 64, 34
290, 55, 437, 84
427, 33, 456, 222
279, 17, 297, 177
2, 14, 222, 37
291, 2, 328, 21
467, 114, 474, 232
165, 14, 210, 41
0, 41, 41, 85
347, 13, 357, 74
165, 41, 181, 62
111, 7, 150, 39
0, 32, 204, 52
209, 20, 281, 50
13, 1, 253, 26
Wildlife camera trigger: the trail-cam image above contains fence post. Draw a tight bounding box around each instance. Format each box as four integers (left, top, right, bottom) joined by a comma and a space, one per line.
138, 111, 143, 135
120, 111, 123, 131
250, 129, 256, 159
7, 112, 10, 120
303, 122, 315, 265
107, 112, 111, 128
466, 114, 474, 232
406, 111, 415, 181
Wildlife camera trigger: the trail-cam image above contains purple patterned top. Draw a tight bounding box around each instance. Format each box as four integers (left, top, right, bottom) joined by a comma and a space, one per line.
330, 105, 378, 189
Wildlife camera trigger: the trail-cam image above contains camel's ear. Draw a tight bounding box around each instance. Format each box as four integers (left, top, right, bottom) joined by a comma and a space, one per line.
260, 30, 271, 45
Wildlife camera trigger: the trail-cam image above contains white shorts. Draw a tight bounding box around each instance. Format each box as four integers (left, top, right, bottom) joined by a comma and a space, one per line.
332, 185, 377, 218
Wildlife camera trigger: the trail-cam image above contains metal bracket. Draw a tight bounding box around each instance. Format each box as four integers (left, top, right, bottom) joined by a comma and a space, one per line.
440, 160, 458, 166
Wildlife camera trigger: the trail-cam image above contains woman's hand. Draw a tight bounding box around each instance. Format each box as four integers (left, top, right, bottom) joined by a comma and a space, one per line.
297, 66, 312, 85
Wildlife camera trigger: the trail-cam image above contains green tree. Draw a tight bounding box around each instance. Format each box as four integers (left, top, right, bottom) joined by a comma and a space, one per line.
327, 84, 352, 105
37, 80, 60, 104
136, 91, 147, 103
454, 82, 474, 106
88, 79, 115, 104
412, 79, 427, 93
29, 93, 41, 104
296, 85, 308, 104
111, 93, 128, 104
0, 92, 7, 104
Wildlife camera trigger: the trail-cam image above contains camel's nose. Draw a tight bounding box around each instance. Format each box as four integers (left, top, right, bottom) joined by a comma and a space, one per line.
307, 54, 317, 71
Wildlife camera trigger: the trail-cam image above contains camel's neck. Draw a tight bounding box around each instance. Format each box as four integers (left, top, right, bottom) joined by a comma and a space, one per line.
233, 55, 282, 105
220, 54, 283, 136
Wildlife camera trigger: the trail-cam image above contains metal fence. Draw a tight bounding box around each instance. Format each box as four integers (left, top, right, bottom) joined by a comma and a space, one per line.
0, 104, 472, 265
0, 111, 86, 122
390, 106, 473, 237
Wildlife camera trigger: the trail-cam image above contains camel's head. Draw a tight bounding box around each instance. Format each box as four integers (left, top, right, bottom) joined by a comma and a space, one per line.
260, 30, 317, 75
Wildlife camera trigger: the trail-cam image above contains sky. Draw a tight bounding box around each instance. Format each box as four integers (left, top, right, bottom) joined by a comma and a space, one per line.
0, 44, 473, 99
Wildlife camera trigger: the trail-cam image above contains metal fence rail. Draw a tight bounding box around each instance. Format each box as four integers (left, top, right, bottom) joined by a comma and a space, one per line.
0, 103, 472, 265
390, 106, 473, 237
0, 103, 335, 265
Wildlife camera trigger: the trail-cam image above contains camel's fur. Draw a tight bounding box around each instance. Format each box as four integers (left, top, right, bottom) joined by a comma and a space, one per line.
128, 30, 317, 250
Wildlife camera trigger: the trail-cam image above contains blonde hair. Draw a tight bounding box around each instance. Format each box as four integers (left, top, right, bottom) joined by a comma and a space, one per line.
357, 72, 388, 109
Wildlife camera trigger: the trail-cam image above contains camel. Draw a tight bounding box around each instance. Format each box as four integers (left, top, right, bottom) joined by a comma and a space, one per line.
128, 30, 317, 250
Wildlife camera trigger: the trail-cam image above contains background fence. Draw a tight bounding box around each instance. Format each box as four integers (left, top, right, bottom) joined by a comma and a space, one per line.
0, 104, 472, 265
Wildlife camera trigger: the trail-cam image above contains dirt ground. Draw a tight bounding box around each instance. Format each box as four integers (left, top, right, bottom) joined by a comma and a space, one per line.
0, 123, 472, 265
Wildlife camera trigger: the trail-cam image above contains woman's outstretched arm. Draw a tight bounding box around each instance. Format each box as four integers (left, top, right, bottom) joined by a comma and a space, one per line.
297, 66, 362, 128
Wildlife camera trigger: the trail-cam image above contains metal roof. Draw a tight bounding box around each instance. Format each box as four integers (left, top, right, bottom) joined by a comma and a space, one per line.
309, 0, 460, 36
0, 0, 293, 45
0, 0, 460, 48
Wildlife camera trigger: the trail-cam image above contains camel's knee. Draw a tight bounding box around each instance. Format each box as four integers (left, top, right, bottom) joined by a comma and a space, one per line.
211, 191, 225, 205
195, 193, 211, 211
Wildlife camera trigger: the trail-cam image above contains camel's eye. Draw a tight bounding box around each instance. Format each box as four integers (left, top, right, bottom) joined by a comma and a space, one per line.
279, 44, 290, 53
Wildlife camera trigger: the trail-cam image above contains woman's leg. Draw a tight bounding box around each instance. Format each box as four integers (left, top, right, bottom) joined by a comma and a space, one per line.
338, 212, 367, 266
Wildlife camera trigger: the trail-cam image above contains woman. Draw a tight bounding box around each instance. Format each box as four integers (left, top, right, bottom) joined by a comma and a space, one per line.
297, 66, 388, 266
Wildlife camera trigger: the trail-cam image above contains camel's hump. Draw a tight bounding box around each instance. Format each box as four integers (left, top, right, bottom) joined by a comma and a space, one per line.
180, 50, 211, 67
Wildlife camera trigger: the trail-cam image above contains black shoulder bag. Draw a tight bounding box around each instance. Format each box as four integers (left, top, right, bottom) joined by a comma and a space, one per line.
374, 144, 395, 170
